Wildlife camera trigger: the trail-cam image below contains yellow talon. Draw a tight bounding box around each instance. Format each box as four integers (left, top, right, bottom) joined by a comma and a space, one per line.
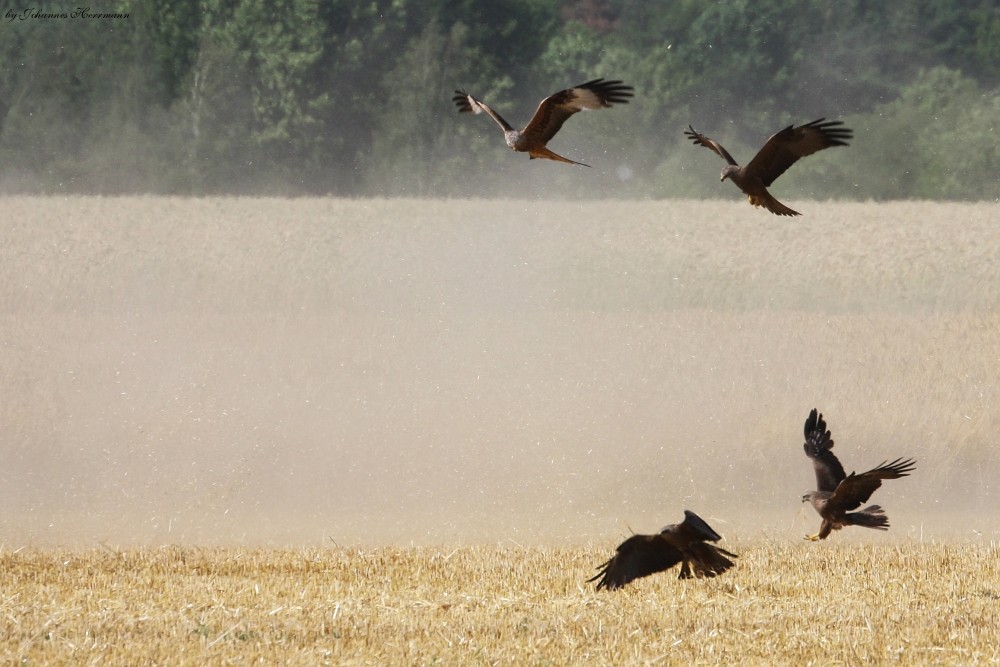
804, 533, 820, 541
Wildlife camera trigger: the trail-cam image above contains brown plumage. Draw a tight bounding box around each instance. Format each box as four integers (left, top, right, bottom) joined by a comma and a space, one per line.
802, 408, 916, 540
453, 79, 634, 167
589, 510, 737, 591
685, 119, 853, 216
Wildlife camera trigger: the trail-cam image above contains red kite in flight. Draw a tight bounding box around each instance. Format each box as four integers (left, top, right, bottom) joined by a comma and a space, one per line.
453, 79, 634, 167
685, 119, 852, 215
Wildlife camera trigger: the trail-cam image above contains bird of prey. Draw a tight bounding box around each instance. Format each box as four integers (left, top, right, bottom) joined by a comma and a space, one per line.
684, 119, 853, 216
453, 79, 634, 167
801, 408, 916, 541
589, 510, 737, 591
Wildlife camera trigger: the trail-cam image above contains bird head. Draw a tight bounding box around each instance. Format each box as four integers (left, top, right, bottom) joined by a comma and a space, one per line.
720, 165, 739, 183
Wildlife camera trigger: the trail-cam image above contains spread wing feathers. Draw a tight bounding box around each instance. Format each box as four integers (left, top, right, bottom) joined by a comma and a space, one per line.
523, 79, 634, 145
589, 510, 736, 591
452, 90, 514, 133
745, 118, 853, 187
684, 126, 738, 165
589, 534, 684, 591
803, 408, 846, 493
828, 457, 917, 513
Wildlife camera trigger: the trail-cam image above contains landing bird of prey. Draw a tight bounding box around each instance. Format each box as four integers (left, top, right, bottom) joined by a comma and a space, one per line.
801, 408, 916, 541
453, 78, 634, 167
684, 119, 852, 216
589, 510, 737, 591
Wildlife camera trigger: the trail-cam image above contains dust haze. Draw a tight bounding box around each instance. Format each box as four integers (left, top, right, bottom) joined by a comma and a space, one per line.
3, 197, 998, 548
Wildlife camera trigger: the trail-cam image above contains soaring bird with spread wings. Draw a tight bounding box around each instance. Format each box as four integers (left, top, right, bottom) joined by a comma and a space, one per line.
453, 79, 634, 167
684, 119, 852, 216
589, 510, 737, 591
802, 409, 916, 541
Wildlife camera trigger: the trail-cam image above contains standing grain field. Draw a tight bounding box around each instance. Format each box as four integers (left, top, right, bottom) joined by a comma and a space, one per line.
2, 197, 998, 546
3, 197, 998, 664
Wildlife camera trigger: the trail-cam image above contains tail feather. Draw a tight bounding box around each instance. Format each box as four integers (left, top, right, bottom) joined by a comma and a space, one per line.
528, 146, 590, 167
680, 543, 738, 579
847, 505, 889, 530
758, 191, 801, 216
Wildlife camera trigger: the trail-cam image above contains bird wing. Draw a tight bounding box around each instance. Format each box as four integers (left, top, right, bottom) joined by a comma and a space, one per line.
828, 457, 917, 513
744, 118, 853, 187
803, 408, 846, 493
669, 511, 737, 578
675, 509, 723, 543
522, 79, 633, 146
588, 534, 683, 591
453, 90, 514, 133
684, 125, 739, 166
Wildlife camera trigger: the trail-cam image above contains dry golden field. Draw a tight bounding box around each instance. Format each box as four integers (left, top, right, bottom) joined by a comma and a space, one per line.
3, 541, 999, 665
2, 196, 999, 663
3, 196, 999, 546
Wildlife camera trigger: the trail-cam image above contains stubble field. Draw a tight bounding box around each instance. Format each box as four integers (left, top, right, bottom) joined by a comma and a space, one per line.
2, 196, 999, 663
3, 541, 999, 665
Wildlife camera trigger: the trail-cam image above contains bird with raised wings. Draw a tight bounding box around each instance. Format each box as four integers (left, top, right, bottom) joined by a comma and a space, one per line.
801, 408, 916, 540
589, 510, 737, 591
684, 119, 852, 215
453, 78, 634, 167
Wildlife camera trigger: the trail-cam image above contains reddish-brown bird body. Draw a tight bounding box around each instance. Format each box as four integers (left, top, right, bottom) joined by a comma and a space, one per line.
686, 119, 852, 215
453, 79, 633, 167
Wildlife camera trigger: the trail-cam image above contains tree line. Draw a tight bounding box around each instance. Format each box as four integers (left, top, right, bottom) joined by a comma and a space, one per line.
1, 0, 998, 200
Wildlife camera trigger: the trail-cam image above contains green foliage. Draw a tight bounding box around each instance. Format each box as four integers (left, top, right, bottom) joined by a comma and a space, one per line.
139, 0, 203, 103
0, 0, 997, 199
845, 68, 1000, 202
368, 20, 489, 195
0, 4, 152, 190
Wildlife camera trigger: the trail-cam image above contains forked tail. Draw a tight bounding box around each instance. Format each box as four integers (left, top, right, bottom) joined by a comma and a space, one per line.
528, 146, 590, 167
753, 191, 801, 216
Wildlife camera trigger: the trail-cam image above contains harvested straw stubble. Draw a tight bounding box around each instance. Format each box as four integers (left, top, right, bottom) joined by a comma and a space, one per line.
2, 542, 998, 665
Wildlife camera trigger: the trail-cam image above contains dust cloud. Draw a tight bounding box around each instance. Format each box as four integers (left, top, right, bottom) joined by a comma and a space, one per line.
2, 197, 998, 548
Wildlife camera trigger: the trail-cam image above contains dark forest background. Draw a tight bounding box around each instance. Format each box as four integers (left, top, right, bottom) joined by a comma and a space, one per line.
1, 0, 998, 199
